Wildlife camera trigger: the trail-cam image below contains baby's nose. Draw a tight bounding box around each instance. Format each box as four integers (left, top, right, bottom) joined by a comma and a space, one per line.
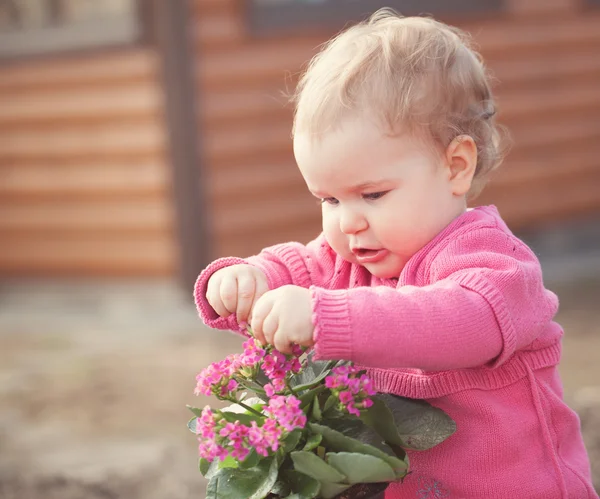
339, 208, 368, 234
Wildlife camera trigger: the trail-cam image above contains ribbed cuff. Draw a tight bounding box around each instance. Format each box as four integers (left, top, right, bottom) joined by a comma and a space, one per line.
193, 256, 249, 332
311, 287, 353, 361
248, 244, 312, 289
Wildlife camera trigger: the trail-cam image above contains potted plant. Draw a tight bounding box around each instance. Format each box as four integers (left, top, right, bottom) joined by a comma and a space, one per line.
188, 333, 455, 499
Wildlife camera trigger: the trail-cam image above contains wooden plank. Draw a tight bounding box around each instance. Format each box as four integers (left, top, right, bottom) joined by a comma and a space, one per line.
498, 80, 600, 122
0, 160, 168, 200
209, 156, 303, 199
0, 234, 176, 276
201, 73, 600, 128
203, 118, 293, 164
491, 47, 600, 89
0, 199, 174, 233
0, 81, 163, 126
0, 120, 166, 160
202, 86, 291, 126
0, 49, 158, 93
505, 0, 573, 17
497, 144, 600, 186
462, 14, 600, 54
193, 10, 242, 48
202, 107, 600, 166
216, 220, 321, 259
510, 113, 600, 154
196, 15, 600, 88
480, 167, 600, 228
211, 189, 317, 238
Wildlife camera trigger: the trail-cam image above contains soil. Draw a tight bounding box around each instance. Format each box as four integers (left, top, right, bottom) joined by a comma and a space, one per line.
0, 278, 599, 498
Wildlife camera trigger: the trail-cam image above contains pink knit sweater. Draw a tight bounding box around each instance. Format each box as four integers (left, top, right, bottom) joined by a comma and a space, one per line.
194, 206, 596, 498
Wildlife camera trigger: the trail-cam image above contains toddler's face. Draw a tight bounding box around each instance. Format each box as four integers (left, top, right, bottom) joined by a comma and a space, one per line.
294, 118, 465, 278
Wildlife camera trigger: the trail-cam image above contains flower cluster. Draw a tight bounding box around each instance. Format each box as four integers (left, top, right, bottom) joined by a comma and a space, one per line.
264, 395, 307, 432
262, 345, 303, 397
325, 365, 377, 416
196, 396, 306, 462
194, 354, 241, 398
194, 338, 267, 399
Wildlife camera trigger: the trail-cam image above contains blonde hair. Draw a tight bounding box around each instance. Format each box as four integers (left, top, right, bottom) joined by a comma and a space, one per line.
292, 9, 508, 198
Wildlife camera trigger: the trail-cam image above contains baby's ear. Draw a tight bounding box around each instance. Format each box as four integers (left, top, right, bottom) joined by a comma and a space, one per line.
445, 135, 477, 196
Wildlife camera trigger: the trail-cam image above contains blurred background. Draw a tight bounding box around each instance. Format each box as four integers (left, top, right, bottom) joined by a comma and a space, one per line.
0, 0, 599, 497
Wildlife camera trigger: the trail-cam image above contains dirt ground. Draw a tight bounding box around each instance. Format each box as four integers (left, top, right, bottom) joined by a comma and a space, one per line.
0, 278, 599, 498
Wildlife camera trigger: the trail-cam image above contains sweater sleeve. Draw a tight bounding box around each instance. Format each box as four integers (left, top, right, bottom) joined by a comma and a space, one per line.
194, 234, 337, 331
312, 228, 559, 371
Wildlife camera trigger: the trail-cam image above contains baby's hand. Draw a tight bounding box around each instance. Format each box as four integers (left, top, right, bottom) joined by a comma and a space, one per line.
250, 285, 314, 354
206, 264, 269, 323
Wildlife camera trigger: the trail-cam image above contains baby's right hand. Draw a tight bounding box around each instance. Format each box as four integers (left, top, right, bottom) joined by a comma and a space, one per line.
206, 264, 269, 324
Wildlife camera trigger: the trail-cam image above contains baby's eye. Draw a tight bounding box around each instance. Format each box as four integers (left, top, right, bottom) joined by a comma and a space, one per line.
320, 197, 339, 205
363, 191, 389, 201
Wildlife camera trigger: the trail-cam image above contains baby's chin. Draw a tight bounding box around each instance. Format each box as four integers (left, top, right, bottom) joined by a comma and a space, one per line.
361, 255, 405, 279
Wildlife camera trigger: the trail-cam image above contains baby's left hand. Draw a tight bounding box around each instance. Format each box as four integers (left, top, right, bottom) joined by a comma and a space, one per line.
250, 285, 314, 354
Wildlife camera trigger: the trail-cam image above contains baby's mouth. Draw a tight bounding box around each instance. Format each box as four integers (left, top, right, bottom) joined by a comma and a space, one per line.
351, 247, 390, 263
353, 248, 379, 256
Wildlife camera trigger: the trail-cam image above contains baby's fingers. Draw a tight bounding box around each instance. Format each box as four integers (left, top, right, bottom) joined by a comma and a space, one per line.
249, 275, 269, 323
206, 274, 231, 318
236, 275, 256, 324
250, 294, 274, 346
218, 276, 238, 316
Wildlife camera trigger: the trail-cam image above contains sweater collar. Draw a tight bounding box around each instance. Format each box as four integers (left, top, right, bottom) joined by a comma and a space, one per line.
386, 205, 502, 287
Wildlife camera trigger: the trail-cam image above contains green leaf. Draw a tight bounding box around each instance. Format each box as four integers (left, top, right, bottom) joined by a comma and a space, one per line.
322, 395, 338, 414
238, 379, 269, 400
302, 433, 323, 452
309, 420, 407, 476
187, 405, 205, 418
269, 479, 291, 498
220, 410, 262, 427
281, 470, 321, 498
326, 452, 396, 484
318, 482, 351, 499
187, 416, 198, 434
205, 456, 279, 499
359, 397, 399, 446
290, 451, 346, 483
312, 397, 322, 420
239, 449, 260, 469
282, 429, 303, 453
376, 393, 456, 450
290, 353, 337, 392
205, 458, 221, 480
299, 386, 326, 410
199, 458, 210, 476
218, 455, 238, 470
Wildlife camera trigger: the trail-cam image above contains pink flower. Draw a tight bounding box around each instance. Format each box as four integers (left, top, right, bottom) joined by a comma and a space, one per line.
196, 406, 217, 439
325, 365, 377, 416
241, 339, 266, 366
339, 391, 354, 404
248, 419, 282, 457
264, 395, 307, 432
199, 439, 228, 462
195, 355, 242, 399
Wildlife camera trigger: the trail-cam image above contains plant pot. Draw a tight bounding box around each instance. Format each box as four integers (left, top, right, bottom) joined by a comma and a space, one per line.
334, 482, 389, 499
267, 482, 388, 499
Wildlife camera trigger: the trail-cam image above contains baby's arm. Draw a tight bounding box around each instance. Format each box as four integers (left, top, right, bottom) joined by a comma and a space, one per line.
194, 234, 336, 331
313, 228, 558, 371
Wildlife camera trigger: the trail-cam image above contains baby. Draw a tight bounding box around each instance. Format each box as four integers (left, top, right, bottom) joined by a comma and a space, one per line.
194, 10, 596, 498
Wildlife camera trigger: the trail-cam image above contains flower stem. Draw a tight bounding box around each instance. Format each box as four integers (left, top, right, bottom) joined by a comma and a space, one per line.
285, 379, 298, 397
230, 399, 264, 417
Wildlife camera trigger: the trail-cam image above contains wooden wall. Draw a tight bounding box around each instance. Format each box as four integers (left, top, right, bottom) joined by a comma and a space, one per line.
193, 0, 600, 259
1, 0, 599, 276
0, 49, 178, 276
